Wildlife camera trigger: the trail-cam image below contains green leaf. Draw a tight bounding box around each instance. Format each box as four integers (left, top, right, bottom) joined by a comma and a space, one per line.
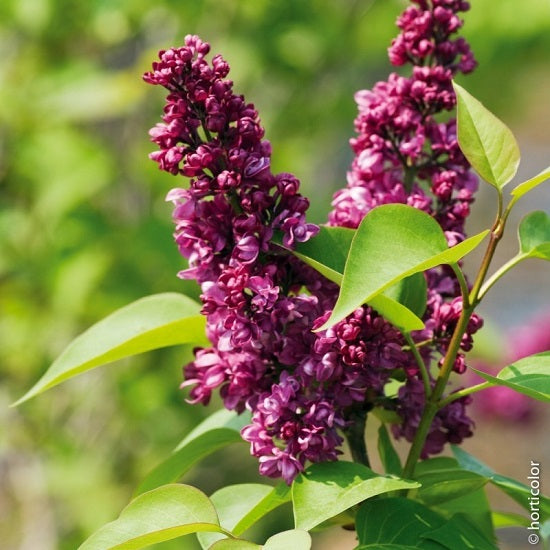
421, 514, 498, 550
377, 424, 402, 476
79, 484, 224, 550
491, 511, 530, 529
292, 461, 419, 531
470, 351, 550, 403
263, 529, 312, 550
14, 293, 208, 405
136, 429, 246, 496
452, 446, 550, 518
175, 409, 251, 451
197, 483, 290, 550
415, 469, 488, 506
137, 410, 251, 497
317, 204, 488, 330
511, 166, 550, 199
277, 225, 426, 331
283, 225, 354, 285
413, 457, 494, 539
518, 210, 550, 261
207, 529, 310, 550
453, 82, 520, 189
382, 272, 427, 319
209, 540, 260, 550
355, 497, 446, 549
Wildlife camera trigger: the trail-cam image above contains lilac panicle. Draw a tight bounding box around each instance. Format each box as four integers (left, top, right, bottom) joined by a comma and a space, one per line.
144, 35, 341, 483
328, 0, 481, 455
146, 0, 482, 482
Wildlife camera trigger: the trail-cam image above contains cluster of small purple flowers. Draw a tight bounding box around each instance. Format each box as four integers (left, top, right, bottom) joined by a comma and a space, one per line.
144, 0, 482, 483
327, 0, 482, 454
144, 35, 345, 483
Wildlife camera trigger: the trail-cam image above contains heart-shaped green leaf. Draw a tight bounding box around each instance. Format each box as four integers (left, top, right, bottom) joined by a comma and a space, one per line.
511, 166, 550, 199
79, 484, 223, 550
14, 293, 208, 405
198, 483, 290, 550
292, 461, 419, 531
275, 225, 427, 332
453, 82, 520, 189
317, 204, 488, 330
518, 210, 550, 260
470, 351, 550, 403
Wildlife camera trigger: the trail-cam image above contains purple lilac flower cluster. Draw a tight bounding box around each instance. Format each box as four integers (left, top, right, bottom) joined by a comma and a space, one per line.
327, 0, 482, 453
144, 35, 346, 482
145, 0, 482, 483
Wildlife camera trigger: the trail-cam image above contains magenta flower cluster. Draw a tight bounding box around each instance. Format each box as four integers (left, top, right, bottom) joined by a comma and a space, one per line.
327, 0, 482, 452
144, 0, 482, 483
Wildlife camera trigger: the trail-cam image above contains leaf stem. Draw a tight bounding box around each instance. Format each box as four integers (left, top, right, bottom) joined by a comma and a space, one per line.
404, 332, 431, 398
438, 381, 492, 408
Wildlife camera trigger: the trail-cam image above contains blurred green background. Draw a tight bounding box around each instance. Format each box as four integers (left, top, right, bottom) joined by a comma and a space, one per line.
1, 1, 549, 549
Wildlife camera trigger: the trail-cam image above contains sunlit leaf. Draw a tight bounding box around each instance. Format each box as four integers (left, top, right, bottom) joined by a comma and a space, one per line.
198, 483, 290, 550
518, 211, 550, 261
491, 511, 530, 529
317, 204, 488, 330
511, 166, 550, 199
209, 540, 260, 550
292, 461, 419, 531
275, 226, 426, 331
263, 529, 311, 550
79, 484, 223, 550
136, 429, 245, 496
14, 293, 208, 405
175, 409, 251, 451
453, 82, 520, 189
470, 351, 550, 403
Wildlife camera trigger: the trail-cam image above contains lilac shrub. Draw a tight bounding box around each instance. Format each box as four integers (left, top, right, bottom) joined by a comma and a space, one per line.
145, 1, 485, 482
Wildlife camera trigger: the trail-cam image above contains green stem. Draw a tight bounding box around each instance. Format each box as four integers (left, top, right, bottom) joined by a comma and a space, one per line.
438, 381, 492, 408
404, 332, 431, 398
402, 220, 506, 479
345, 410, 370, 468
401, 304, 473, 479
